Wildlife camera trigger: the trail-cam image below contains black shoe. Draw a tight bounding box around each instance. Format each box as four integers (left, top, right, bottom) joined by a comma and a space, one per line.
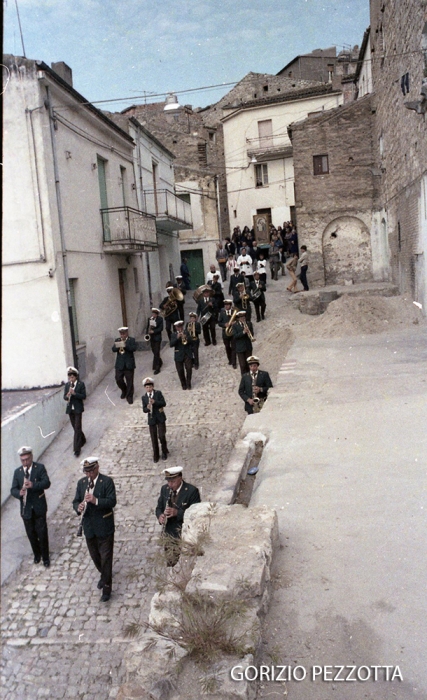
120, 392, 126, 399
162, 453, 168, 461
187, 384, 192, 390
212, 341, 217, 346
154, 370, 160, 375
127, 398, 134, 404
43, 559, 50, 568
194, 364, 199, 370
182, 386, 187, 390
153, 457, 159, 463
34, 556, 41, 564
97, 578, 104, 590
74, 450, 81, 457
101, 587, 111, 602
233, 365, 237, 369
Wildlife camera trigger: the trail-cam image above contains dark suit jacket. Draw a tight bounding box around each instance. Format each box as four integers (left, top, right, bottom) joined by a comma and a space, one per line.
112, 336, 137, 370
142, 389, 166, 426
170, 331, 193, 361
228, 273, 244, 296
148, 315, 163, 342
232, 320, 254, 354
11, 462, 51, 519
196, 296, 218, 320
249, 280, 266, 304
155, 480, 201, 539
64, 380, 86, 414
239, 370, 273, 410
72, 473, 116, 539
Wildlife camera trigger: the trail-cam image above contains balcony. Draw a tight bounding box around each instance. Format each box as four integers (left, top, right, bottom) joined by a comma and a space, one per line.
101, 207, 157, 253
246, 133, 293, 162
142, 189, 192, 234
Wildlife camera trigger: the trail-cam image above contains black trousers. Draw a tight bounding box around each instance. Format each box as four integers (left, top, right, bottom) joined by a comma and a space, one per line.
192, 340, 200, 369
149, 422, 168, 461
223, 335, 236, 367
175, 357, 192, 389
202, 317, 217, 345
86, 533, 114, 590
23, 512, 49, 561
237, 351, 250, 376
115, 369, 134, 403
300, 265, 309, 291
165, 318, 174, 341
150, 340, 162, 372
254, 299, 266, 322
69, 412, 86, 453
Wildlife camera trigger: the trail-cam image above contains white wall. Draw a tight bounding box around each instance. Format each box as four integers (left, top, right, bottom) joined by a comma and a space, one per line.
357, 34, 373, 98
223, 93, 342, 231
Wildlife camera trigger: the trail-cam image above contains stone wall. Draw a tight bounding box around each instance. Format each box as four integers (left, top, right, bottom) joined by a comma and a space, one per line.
370, 0, 427, 307
290, 95, 376, 286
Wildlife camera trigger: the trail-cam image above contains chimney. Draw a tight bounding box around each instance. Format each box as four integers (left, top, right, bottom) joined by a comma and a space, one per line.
51, 62, 73, 87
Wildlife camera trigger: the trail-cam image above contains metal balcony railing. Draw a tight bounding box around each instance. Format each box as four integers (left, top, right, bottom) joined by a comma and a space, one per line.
246, 132, 292, 160
100, 206, 157, 252
143, 189, 192, 227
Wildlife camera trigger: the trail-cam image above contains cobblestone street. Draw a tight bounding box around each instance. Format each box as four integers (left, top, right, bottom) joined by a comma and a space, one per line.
1, 276, 296, 700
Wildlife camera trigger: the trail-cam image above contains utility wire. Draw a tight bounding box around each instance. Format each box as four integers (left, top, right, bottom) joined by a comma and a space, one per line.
14, 0, 26, 58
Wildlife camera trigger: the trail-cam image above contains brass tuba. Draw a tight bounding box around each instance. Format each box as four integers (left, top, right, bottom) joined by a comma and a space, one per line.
161, 288, 184, 318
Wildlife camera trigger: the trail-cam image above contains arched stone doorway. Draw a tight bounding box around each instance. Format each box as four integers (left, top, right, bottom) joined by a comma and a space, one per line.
322, 216, 372, 285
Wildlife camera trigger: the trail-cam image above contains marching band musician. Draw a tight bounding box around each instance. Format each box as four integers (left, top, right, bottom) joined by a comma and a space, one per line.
147, 308, 163, 375
160, 284, 181, 341
238, 356, 273, 414
73, 457, 116, 602
170, 320, 193, 390
64, 366, 87, 457
196, 286, 218, 347
142, 377, 169, 463
218, 299, 237, 369
185, 311, 202, 370
174, 275, 186, 320
156, 466, 201, 566
233, 281, 253, 323
11, 446, 51, 567
232, 310, 255, 375
250, 271, 267, 322
228, 265, 244, 296
112, 327, 137, 404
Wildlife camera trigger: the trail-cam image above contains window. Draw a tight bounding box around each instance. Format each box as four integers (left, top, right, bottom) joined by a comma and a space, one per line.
257, 119, 273, 148
255, 163, 269, 187
208, 131, 216, 143
120, 166, 127, 207
97, 155, 110, 241
313, 155, 329, 175
69, 279, 79, 344
176, 193, 191, 204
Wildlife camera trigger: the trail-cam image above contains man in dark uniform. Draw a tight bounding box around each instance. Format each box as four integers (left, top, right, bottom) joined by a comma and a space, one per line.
232, 310, 255, 375
175, 275, 186, 320
238, 356, 273, 414
64, 366, 86, 457
233, 281, 253, 323
218, 299, 237, 368
142, 377, 169, 463
146, 308, 163, 375
185, 311, 202, 369
160, 285, 181, 341
73, 457, 116, 602
180, 258, 191, 290
11, 446, 51, 566
197, 287, 218, 346
112, 326, 137, 404
228, 266, 244, 296
156, 466, 201, 566
250, 271, 267, 322
170, 320, 193, 390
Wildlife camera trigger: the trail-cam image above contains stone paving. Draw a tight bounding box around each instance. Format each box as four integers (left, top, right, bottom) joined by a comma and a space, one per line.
1, 274, 300, 700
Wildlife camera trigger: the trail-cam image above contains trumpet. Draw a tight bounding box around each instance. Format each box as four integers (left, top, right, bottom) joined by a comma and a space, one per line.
115, 340, 126, 354
66, 382, 75, 403
21, 468, 30, 514
178, 330, 188, 345
243, 320, 256, 343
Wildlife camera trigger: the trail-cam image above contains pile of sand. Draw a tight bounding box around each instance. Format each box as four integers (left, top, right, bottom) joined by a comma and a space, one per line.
301, 294, 425, 338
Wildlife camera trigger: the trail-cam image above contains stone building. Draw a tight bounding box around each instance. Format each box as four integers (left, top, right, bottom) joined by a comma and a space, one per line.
369, 0, 427, 310
289, 96, 378, 286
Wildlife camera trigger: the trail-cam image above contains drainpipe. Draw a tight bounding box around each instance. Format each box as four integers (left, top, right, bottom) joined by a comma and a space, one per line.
215, 175, 222, 242
45, 83, 79, 369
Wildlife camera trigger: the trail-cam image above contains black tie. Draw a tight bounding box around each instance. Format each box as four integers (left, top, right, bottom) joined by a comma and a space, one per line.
24, 468, 29, 480
89, 478, 94, 490
170, 489, 178, 507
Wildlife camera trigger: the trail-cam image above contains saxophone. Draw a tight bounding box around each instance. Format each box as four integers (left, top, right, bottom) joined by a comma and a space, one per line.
251, 373, 264, 413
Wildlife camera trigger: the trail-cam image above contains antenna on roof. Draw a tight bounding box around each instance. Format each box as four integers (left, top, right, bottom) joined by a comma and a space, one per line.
14, 0, 26, 58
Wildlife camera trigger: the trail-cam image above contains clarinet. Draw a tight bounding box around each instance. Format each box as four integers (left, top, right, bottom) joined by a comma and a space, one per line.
21, 468, 30, 516
77, 478, 93, 537
161, 488, 173, 534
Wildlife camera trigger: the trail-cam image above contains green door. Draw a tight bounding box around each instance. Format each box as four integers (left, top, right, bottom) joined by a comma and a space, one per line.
181, 249, 204, 289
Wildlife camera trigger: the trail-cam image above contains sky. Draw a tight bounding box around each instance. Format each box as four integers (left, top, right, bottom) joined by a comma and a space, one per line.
3, 0, 370, 110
